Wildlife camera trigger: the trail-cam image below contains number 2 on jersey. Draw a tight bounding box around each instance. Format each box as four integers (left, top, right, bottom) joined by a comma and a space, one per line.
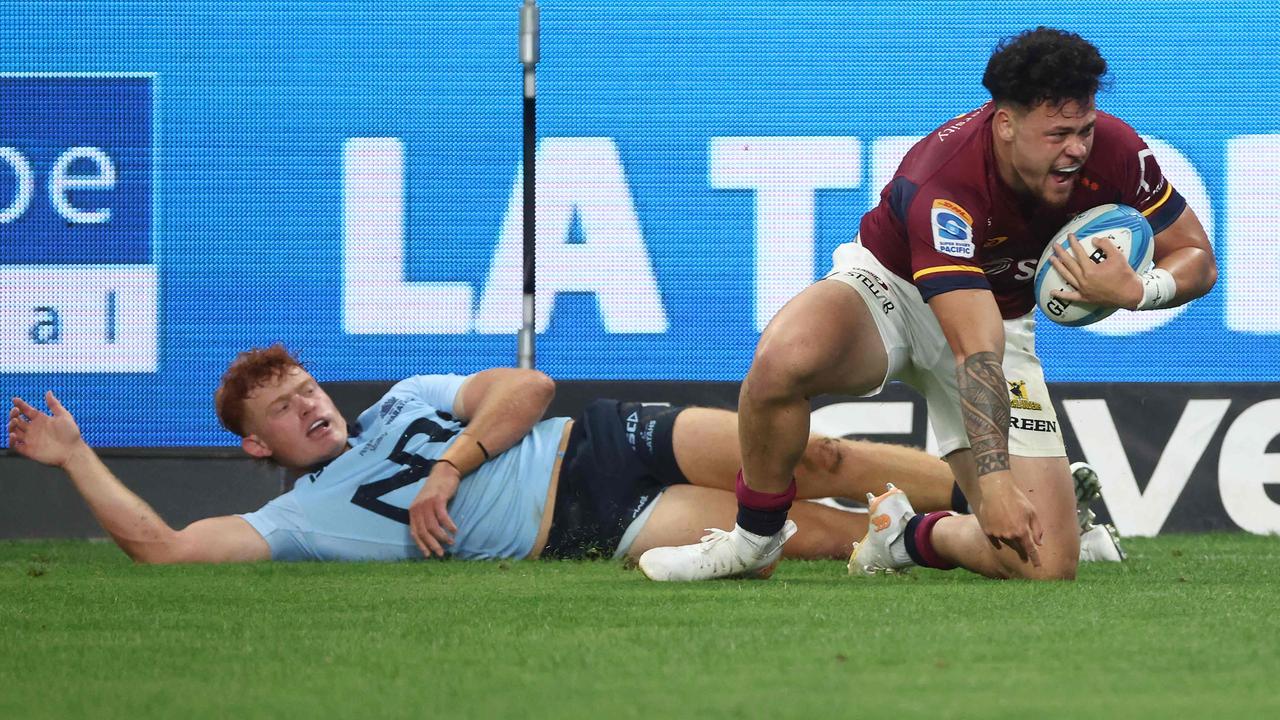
349, 417, 458, 524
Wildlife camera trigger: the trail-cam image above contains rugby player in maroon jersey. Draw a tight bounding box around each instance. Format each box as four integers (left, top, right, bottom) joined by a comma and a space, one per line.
640, 27, 1214, 581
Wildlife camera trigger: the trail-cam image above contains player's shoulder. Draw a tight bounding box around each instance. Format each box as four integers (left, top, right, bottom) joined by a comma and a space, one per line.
903, 106, 995, 205
1091, 110, 1148, 155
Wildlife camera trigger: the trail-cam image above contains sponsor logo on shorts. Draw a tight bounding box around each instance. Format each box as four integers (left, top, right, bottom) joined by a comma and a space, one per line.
631, 495, 651, 520
1009, 417, 1058, 433
984, 235, 1009, 248
1008, 380, 1043, 411
931, 199, 975, 258
838, 269, 895, 314
625, 410, 639, 449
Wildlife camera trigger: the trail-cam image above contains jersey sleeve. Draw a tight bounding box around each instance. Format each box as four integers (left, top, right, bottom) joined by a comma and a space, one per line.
391, 374, 468, 416
1108, 120, 1188, 234
237, 493, 314, 561
905, 191, 991, 302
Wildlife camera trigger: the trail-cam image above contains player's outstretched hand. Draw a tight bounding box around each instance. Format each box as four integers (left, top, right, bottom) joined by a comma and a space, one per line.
408, 462, 462, 558
1049, 234, 1144, 310
8, 392, 87, 468
975, 472, 1044, 568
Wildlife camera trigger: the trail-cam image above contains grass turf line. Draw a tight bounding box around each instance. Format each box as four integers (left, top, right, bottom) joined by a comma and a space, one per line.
2, 534, 1278, 719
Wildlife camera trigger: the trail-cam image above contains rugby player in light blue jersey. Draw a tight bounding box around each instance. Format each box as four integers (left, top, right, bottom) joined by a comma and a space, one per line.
8, 344, 1122, 566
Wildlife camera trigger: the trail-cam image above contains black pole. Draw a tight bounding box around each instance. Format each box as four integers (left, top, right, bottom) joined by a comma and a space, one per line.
518, 0, 539, 369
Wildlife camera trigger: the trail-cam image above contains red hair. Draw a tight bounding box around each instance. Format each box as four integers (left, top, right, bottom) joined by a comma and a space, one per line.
214, 344, 305, 437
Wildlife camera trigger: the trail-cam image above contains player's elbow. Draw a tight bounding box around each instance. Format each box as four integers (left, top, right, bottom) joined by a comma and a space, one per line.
522, 370, 556, 411
125, 530, 205, 565
1195, 250, 1219, 297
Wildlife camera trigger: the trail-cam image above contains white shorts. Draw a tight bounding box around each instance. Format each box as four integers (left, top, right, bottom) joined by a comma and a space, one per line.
824, 241, 1065, 458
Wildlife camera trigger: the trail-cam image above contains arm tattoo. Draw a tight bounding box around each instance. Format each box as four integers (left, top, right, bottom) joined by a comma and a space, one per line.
957, 351, 1010, 476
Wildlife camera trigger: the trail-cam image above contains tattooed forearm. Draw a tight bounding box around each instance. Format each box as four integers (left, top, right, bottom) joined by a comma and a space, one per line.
957, 351, 1010, 476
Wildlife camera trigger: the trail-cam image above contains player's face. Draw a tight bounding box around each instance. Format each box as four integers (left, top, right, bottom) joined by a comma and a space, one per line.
1003, 98, 1096, 208
239, 367, 349, 470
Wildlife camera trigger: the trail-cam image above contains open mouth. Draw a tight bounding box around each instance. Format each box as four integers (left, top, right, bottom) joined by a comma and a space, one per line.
1050, 164, 1081, 184
307, 418, 332, 438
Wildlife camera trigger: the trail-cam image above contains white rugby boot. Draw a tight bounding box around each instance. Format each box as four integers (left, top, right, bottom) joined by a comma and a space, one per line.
1079, 523, 1127, 562
1071, 461, 1127, 562
848, 484, 916, 575
638, 520, 798, 582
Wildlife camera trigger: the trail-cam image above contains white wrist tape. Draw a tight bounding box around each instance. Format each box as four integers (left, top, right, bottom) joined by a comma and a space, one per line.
1136, 267, 1177, 310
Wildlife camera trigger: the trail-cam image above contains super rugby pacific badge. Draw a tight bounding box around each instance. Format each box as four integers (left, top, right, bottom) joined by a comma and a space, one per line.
931, 199, 975, 258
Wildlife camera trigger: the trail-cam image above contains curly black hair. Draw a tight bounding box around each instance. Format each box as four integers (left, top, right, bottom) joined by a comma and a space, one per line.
982, 27, 1108, 109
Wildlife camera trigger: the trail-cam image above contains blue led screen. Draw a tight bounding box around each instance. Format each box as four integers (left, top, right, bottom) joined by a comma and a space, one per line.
1, 1, 1277, 446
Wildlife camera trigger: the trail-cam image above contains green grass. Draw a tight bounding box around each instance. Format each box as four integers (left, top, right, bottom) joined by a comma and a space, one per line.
2, 535, 1279, 720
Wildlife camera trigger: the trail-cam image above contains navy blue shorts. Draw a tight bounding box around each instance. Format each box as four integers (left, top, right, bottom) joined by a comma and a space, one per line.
542, 400, 689, 559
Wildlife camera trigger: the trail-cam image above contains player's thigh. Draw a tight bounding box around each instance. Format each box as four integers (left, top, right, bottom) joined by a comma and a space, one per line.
946, 450, 1077, 579
625, 485, 865, 560
749, 278, 890, 397
1009, 454, 1079, 573
669, 407, 741, 491
671, 407, 890, 500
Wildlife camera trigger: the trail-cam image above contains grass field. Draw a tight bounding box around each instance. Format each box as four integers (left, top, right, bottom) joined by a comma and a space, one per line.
3, 534, 1278, 720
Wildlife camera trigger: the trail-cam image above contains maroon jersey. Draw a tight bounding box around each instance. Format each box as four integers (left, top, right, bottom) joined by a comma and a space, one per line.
859, 103, 1186, 318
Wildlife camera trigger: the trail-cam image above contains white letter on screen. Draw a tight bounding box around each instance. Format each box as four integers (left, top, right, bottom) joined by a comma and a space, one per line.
709, 137, 860, 331
50, 147, 117, 224
1225, 135, 1280, 333
476, 137, 667, 334
342, 138, 473, 334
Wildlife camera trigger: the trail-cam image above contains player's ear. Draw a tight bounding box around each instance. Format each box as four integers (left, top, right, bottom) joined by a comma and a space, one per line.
994, 106, 1017, 142
241, 434, 273, 459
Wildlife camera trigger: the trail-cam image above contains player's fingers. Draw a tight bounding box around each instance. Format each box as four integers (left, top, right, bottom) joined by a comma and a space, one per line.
12, 397, 42, 418
1050, 241, 1077, 268
1050, 287, 1082, 302
1066, 233, 1090, 261
1007, 536, 1030, 564
1049, 256, 1081, 288
418, 509, 446, 556
46, 391, 66, 415
411, 506, 443, 557
409, 511, 431, 557
1031, 511, 1045, 546
430, 502, 455, 546
1022, 531, 1042, 568
1091, 236, 1120, 257
439, 503, 458, 537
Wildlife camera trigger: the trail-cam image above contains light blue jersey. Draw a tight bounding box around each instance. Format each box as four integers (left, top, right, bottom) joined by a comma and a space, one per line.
239, 375, 570, 561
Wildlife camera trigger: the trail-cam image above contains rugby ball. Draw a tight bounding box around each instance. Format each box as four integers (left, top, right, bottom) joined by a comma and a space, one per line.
1034, 204, 1155, 326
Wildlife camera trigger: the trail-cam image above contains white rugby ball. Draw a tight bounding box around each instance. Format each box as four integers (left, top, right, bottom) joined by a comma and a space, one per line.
1034, 204, 1155, 326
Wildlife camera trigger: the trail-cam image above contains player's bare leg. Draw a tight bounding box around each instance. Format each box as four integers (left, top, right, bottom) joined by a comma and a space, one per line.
670, 407, 954, 510
639, 280, 888, 581
852, 452, 1078, 579
736, 280, 890, 495
626, 484, 865, 562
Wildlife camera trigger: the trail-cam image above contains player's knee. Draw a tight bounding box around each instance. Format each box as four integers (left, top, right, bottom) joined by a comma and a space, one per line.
1003, 551, 1078, 581
746, 336, 823, 401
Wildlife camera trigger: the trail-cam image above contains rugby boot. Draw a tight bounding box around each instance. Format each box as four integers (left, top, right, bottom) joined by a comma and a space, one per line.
1079, 522, 1127, 562
638, 521, 797, 582
848, 483, 916, 575
1071, 461, 1127, 562
1071, 461, 1103, 531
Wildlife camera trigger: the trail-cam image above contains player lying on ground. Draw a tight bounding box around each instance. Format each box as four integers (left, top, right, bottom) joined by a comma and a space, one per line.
7, 345, 1121, 564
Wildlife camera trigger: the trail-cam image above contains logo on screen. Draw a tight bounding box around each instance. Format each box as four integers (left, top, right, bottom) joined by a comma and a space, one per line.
0, 74, 157, 372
